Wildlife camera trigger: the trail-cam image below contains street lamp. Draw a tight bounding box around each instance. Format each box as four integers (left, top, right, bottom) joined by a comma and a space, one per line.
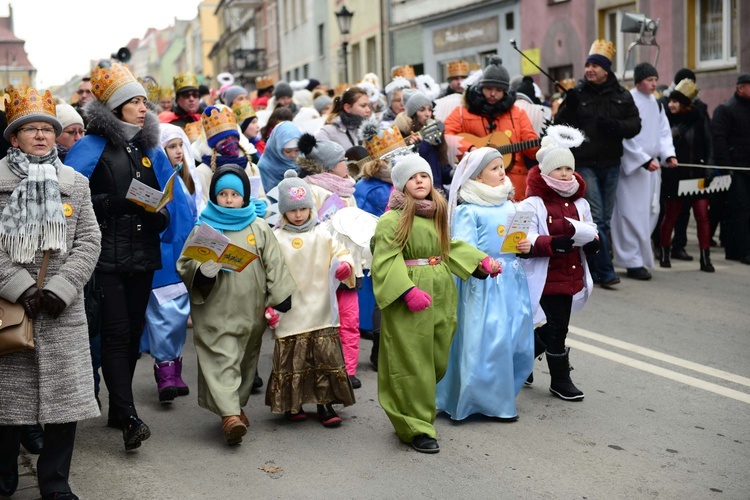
335, 5, 354, 84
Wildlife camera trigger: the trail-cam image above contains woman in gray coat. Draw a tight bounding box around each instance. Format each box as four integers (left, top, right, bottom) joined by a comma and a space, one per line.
0, 87, 101, 500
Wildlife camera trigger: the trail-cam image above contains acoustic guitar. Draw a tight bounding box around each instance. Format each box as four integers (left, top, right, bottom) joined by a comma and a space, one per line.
458, 132, 541, 170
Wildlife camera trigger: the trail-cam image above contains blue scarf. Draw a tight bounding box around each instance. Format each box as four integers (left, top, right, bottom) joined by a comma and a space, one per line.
198, 200, 258, 232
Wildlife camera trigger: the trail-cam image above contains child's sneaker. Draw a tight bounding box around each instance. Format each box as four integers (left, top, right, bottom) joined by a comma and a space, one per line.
284, 408, 307, 422
317, 403, 342, 427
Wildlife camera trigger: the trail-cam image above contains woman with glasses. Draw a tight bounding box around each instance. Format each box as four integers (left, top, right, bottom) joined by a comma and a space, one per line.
54, 103, 85, 161
0, 87, 100, 500
257, 120, 302, 193
66, 62, 193, 451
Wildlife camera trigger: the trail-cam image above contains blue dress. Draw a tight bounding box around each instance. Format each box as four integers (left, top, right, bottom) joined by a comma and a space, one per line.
436, 202, 535, 420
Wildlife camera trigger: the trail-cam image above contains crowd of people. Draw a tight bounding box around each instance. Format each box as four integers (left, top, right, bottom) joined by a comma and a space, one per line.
0, 35, 748, 499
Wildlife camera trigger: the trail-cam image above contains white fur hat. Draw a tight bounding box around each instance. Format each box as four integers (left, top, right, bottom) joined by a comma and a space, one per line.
536, 135, 575, 175
391, 153, 433, 192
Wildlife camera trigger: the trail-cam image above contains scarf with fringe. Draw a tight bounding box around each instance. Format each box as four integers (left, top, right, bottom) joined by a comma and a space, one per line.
0, 147, 66, 263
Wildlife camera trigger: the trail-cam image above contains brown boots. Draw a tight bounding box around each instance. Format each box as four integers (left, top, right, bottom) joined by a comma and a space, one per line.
221, 415, 247, 446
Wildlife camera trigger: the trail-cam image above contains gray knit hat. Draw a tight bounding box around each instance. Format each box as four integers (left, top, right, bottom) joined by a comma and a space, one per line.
277, 169, 315, 214
313, 94, 333, 114
222, 85, 248, 107
55, 103, 83, 130
391, 153, 433, 192
469, 150, 503, 179
296, 133, 346, 173
479, 56, 510, 90
536, 135, 575, 176
274, 81, 294, 99
404, 91, 432, 118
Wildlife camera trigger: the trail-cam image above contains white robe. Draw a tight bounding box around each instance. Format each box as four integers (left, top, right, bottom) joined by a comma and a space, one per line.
611, 89, 675, 269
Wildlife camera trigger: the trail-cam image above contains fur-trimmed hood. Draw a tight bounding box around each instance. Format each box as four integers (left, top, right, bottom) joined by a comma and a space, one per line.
464, 85, 517, 120
296, 156, 327, 175
83, 98, 161, 150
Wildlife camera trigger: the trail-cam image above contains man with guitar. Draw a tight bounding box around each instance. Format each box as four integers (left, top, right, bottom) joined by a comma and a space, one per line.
444, 56, 539, 201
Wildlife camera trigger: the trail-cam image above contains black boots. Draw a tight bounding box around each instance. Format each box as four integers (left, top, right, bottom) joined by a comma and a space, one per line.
526, 327, 549, 386
659, 247, 671, 268
19, 424, 44, 454
545, 348, 584, 401
122, 416, 151, 450
700, 248, 715, 272
370, 331, 380, 371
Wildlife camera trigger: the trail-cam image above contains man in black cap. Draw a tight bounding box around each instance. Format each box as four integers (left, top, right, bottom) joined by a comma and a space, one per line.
712, 73, 750, 264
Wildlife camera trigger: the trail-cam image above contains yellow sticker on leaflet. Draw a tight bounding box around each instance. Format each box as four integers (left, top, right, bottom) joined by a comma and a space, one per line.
62, 203, 73, 217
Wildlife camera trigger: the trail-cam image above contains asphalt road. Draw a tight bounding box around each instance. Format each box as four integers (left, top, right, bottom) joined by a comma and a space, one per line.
60, 248, 750, 500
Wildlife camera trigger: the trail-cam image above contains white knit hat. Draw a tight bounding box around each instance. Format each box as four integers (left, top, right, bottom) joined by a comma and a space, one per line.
55, 103, 83, 130
536, 135, 575, 176
391, 153, 433, 192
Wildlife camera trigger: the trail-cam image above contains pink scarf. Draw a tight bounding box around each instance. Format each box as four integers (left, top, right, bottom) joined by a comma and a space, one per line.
387, 190, 437, 218
306, 172, 355, 198
542, 174, 580, 198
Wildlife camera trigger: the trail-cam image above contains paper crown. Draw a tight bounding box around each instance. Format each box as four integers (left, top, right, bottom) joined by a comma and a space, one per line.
201, 106, 236, 140
468, 61, 482, 71
90, 61, 138, 104
559, 78, 576, 90
255, 75, 275, 89
173, 73, 199, 94
184, 121, 202, 142
364, 125, 406, 159
391, 65, 416, 81
232, 101, 256, 123
138, 77, 159, 103
334, 83, 349, 96
158, 86, 174, 99
674, 78, 699, 101
4, 86, 57, 127
447, 61, 470, 79
589, 40, 615, 61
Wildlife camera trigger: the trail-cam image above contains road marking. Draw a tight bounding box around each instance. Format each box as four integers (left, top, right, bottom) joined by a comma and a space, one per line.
567, 339, 750, 405
569, 326, 750, 388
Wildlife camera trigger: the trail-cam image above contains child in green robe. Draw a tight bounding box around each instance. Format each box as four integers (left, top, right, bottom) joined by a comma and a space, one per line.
370, 154, 500, 454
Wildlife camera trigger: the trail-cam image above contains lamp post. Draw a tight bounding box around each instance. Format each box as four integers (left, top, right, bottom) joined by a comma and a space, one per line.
335, 5, 354, 84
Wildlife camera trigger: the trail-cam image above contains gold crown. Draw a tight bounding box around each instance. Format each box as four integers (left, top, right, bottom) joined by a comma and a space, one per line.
674, 78, 699, 101
4, 87, 57, 126
334, 83, 349, 96
158, 86, 174, 99
184, 121, 202, 142
589, 39, 615, 61
468, 61, 482, 71
255, 75, 275, 89
559, 78, 576, 90
138, 77, 159, 103
232, 101, 256, 123
364, 125, 405, 159
173, 73, 199, 94
90, 61, 138, 104
391, 65, 416, 81
446, 61, 469, 79
201, 106, 236, 140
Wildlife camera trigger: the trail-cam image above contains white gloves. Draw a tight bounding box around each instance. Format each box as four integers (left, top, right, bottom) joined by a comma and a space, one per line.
199, 259, 222, 278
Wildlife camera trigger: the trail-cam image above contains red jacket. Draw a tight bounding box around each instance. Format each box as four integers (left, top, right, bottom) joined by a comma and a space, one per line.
525, 167, 589, 296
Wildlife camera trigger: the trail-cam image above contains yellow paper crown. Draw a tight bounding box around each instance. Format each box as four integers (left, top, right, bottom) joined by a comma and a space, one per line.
255, 75, 275, 89
184, 121, 202, 142
201, 106, 236, 140
138, 77, 159, 103
232, 101, 256, 123
158, 86, 174, 99
90, 61, 138, 104
674, 78, 699, 101
334, 83, 349, 96
559, 78, 576, 90
364, 125, 405, 159
173, 73, 199, 94
589, 40, 615, 61
446, 61, 470, 79
4, 87, 57, 126
391, 65, 416, 81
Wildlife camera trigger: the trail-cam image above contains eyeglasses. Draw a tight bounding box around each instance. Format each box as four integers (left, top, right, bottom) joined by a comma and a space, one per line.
18, 127, 56, 137
63, 129, 85, 137
180, 91, 200, 99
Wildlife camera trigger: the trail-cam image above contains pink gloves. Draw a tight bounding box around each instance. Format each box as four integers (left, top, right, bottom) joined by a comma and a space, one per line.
335, 262, 352, 281
480, 256, 502, 277
264, 307, 280, 329
404, 287, 432, 312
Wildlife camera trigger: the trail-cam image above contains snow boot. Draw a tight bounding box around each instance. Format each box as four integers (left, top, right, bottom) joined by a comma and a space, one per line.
173, 357, 190, 396
545, 348, 584, 401
154, 361, 178, 402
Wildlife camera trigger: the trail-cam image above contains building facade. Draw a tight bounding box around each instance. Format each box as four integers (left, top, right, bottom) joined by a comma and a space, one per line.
0, 6, 36, 92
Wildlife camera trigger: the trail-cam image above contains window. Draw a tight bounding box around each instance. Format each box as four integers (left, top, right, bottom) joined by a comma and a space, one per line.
601, 5, 638, 78
366, 37, 377, 74
303, 64, 309, 79
351, 42, 361, 82
696, 0, 738, 68
318, 23, 325, 58
505, 12, 514, 31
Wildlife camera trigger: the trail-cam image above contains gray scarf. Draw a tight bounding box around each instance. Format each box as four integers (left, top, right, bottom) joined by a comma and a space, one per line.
0, 147, 67, 263
282, 212, 318, 233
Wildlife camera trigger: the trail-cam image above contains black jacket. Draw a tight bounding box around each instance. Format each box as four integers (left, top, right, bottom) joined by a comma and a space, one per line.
712, 92, 750, 175
85, 100, 167, 273
554, 74, 641, 169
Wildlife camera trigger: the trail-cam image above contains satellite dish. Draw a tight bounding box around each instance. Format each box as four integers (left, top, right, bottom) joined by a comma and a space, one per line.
112, 47, 131, 63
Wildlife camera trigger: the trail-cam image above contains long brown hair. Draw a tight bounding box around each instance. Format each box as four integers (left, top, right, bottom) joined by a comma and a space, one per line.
179, 161, 195, 194
326, 87, 368, 124
392, 186, 451, 260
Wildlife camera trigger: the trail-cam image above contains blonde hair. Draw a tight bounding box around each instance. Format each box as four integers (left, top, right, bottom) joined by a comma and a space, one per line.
359, 159, 388, 179
392, 187, 450, 260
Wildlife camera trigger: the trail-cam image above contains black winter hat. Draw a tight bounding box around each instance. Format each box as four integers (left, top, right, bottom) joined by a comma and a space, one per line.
674, 68, 696, 84
634, 63, 658, 84
209, 164, 252, 207
479, 56, 510, 91
516, 76, 539, 103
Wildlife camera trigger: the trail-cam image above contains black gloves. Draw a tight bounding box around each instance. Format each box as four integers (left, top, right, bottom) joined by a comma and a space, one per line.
563, 88, 579, 108
551, 237, 575, 253
18, 286, 43, 318
583, 239, 601, 255
141, 209, 170, 232
41, 290, 66, 319
106, 196, 143, 216
596, 117, 621, 135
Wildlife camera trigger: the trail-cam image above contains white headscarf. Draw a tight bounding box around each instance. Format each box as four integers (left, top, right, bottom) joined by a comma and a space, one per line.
160, 123, 205, 212
448, 147, 514, 225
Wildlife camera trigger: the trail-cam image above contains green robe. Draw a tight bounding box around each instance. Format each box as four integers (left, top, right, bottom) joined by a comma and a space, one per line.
177, 219, 296, 417
371, 211, 486, 443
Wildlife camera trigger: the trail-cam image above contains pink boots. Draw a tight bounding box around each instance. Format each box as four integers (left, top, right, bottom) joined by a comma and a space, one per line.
154, 358, 190, 402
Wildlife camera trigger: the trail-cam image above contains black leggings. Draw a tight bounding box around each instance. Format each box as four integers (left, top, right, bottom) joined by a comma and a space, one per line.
97, 271, 154, 420
538, 294, 573, 354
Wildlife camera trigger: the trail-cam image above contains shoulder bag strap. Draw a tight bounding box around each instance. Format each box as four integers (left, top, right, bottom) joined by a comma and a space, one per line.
37, 250, 52, 289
